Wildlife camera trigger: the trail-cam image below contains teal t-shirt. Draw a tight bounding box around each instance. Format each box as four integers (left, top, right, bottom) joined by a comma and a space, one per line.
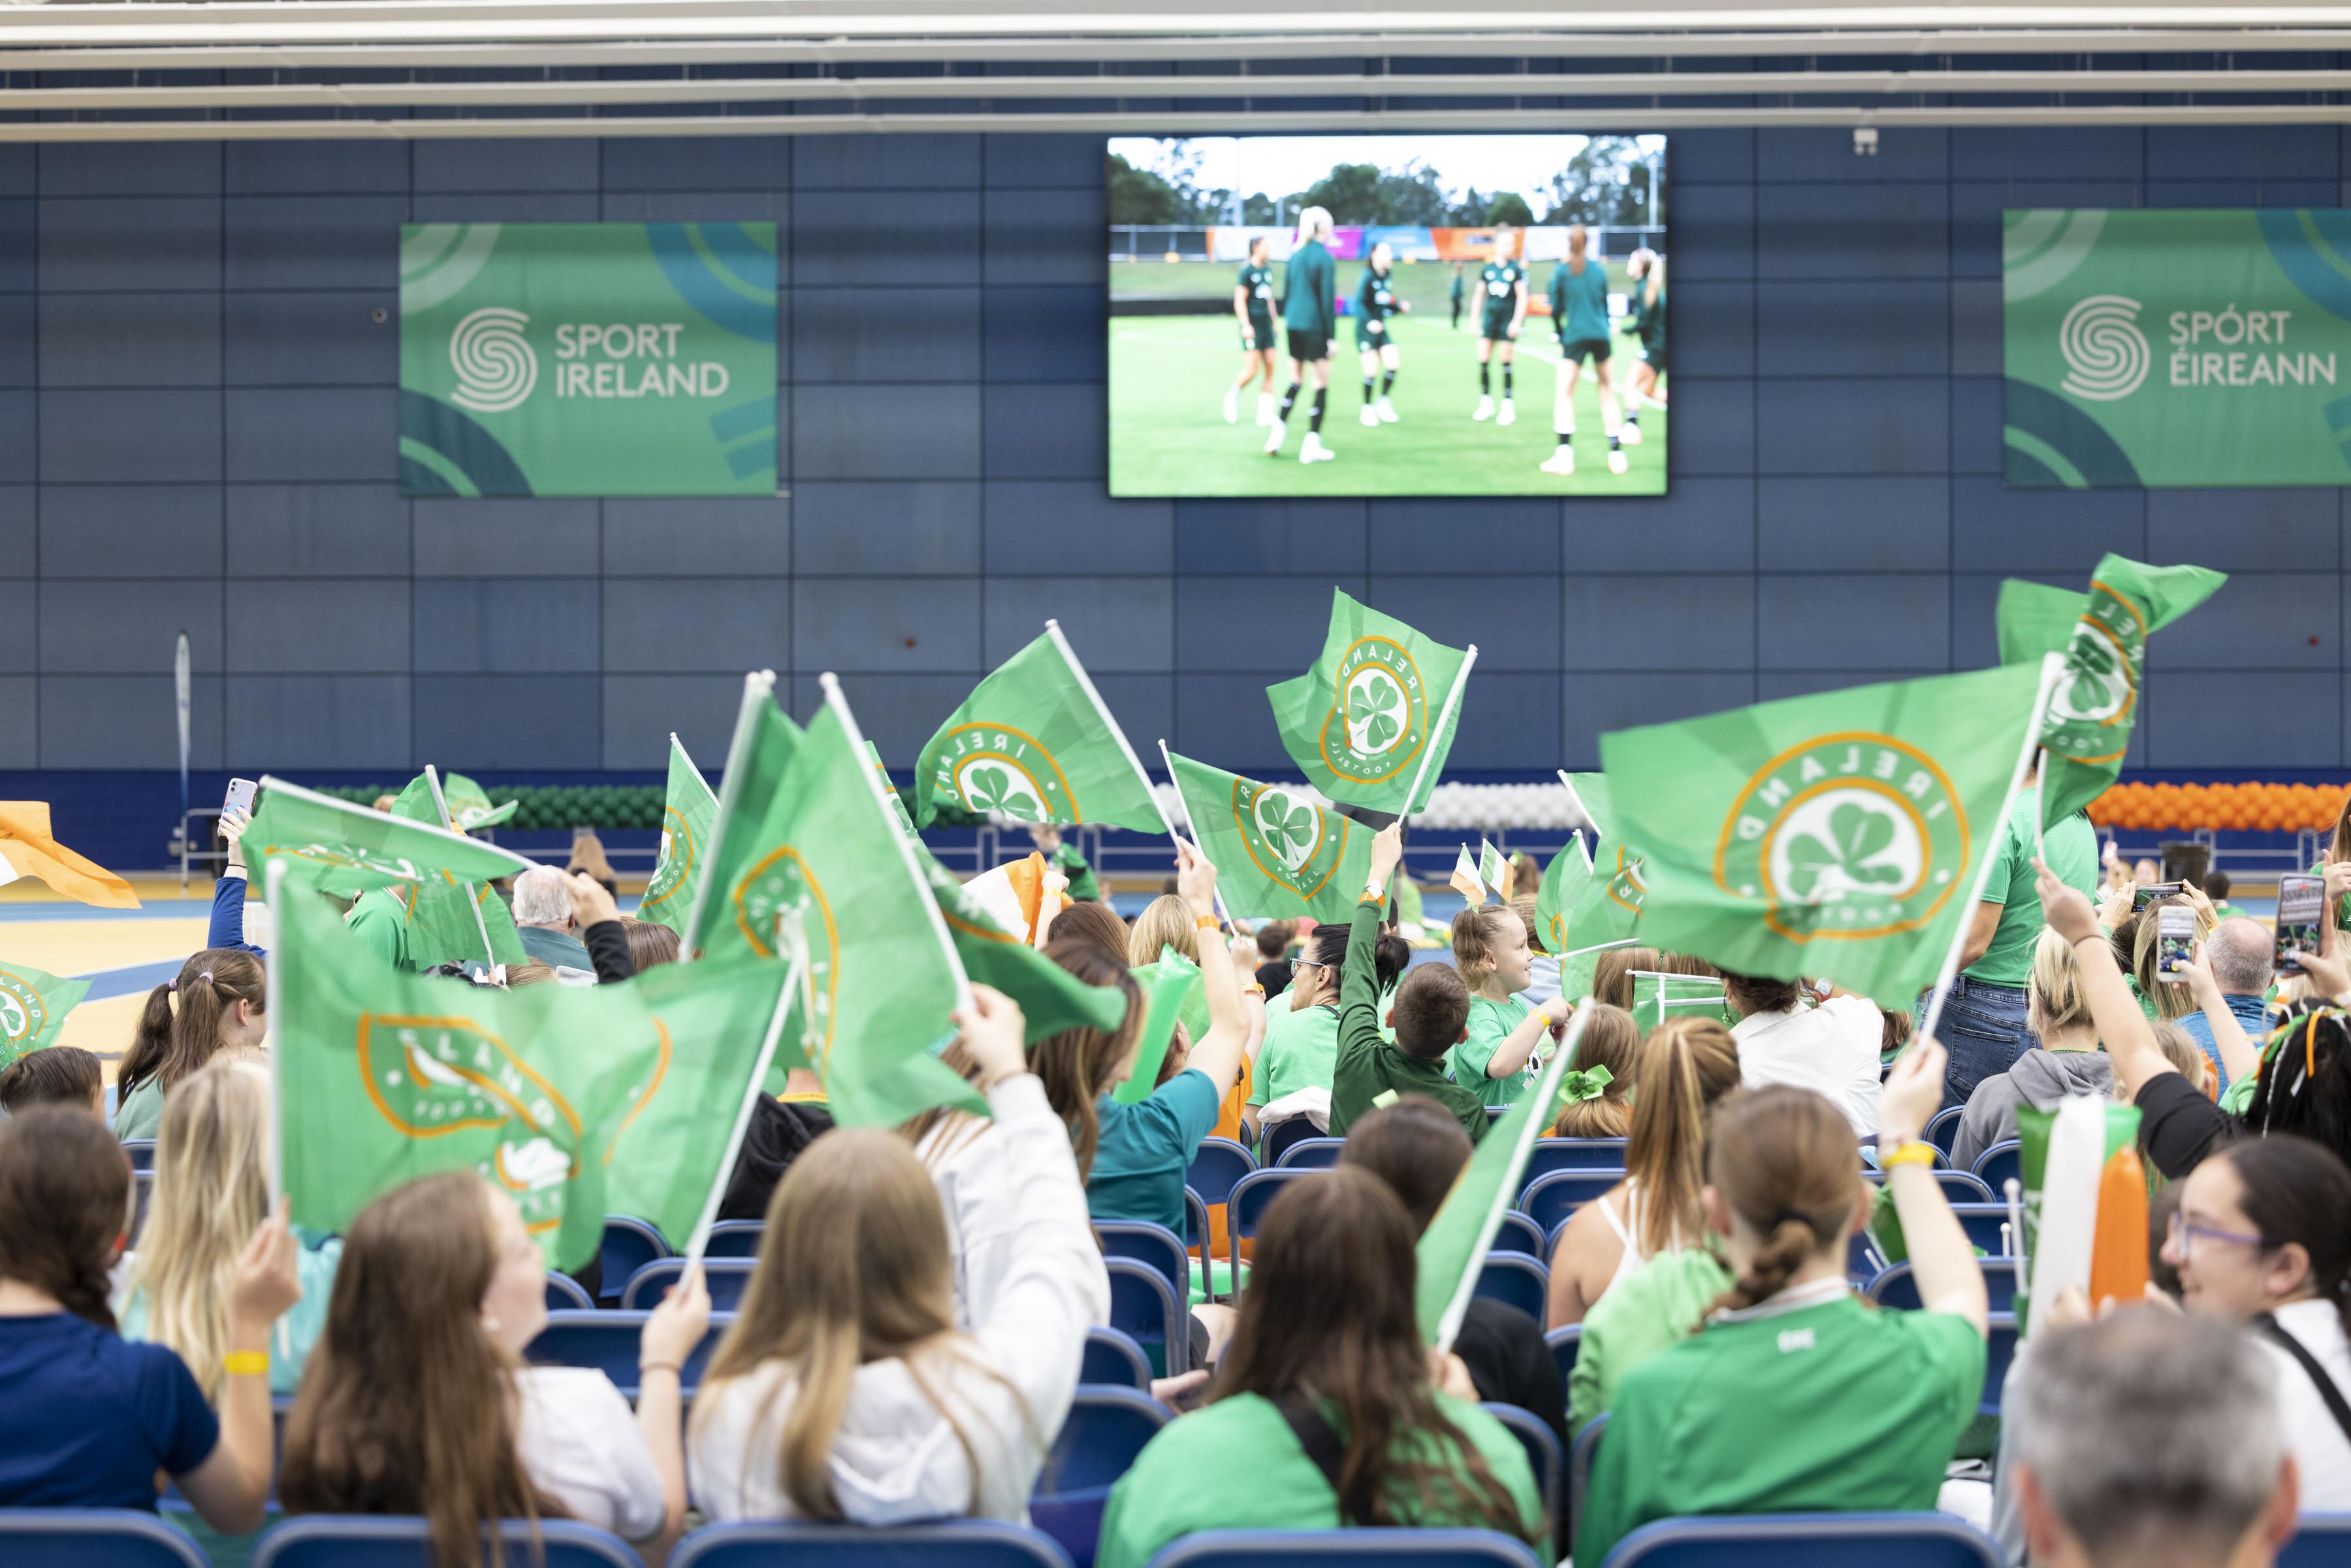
1281, 241, 1336, 335
1548, 258, 1611, 340
1966, 786, 2099, 987
1248, 1003, 1341, 1109
1088, 1070, 1223, 1235
113, 1078, 166, 1142
1450, 995, 1536, 1108
121, 1238, 342, 1398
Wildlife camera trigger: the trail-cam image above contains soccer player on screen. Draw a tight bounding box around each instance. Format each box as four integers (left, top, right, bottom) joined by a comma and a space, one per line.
1354, 242, 1408, 428
1264, 206, 1338, 464
1471, 223, 1527, 424
1619, 247, 1668, 445
1539, 223, 1629, 478
1223, 234, 1280, 427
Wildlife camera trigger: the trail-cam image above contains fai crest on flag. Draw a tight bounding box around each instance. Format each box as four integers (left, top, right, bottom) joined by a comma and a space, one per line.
729, 846, 842, 1059
2045, 585, 2143, 765
1232, 782, 1349, 902
357, 1014, 583, 1236
1319, 637, 1432, 787
920, 725, 1076, 823
0, 969, 44, 1048
1716, 735, 1971, 942
1602, 845, 1646, 916
638, 807, 696, 920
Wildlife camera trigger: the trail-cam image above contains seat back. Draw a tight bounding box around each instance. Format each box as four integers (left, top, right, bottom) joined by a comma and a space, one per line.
671, 1521, 1076, 1568
122, 1139, 157, 1173
1106, 1257, 1187, 1377
1260, 1117, 1322, 1168
1972, 1141, 2022, 1194
596, 1215, 669, 1304
1493, 1211, 1545, 1258
1480, 1403, 1563, 1529
1924, 1104, 1966, 1157
1098, 1219, 1191, 1306
1932, 1170, 1996, 1204
1473, 1254, 1550, 1320
621, 1258, 757, 1312
1183, 1186, 1216, 1298
1142, 1528, 1543, 1568
131, 1169, 155, 1245
1522, 1139, 1628, 1180
1982, 1314, 2018, 1416
1866, 1260, 2019, 1313
1275, 1137, 1347, 1170
1185, 1137, 1257, 1204
1546, 1325, 1580, 1390
0, 1509, 210, 1568
702, 1219, 764, 1258
1226, 1168, 1317, 1283
543, 1271, 594, 1311
1080, 1326, 1152, 1391
1945, 1203, 2016, 1257
251, 1516, 643, 1568
526, 1310, 728, 1400
1846, 1231, 1887, 1285
1571, 1411, 1608, 1524
1601, 1512, 2004, 1567
1519, 1169, 1627, 1235
2280, 1514, 2351, 1567
1032, 1387, 1172, 1568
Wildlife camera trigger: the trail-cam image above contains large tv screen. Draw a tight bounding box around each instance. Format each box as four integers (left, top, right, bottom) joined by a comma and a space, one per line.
1107, 133, 1668, 498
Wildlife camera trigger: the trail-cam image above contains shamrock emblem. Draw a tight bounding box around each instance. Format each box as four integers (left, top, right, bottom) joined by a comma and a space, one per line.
1255, 792, 1319, 871
2060, 637, 2124, 718
0, 989, 26, 1041
965, 764, 1044, 822
1349, 674, 1403, 753
1785, 802, 1904, 901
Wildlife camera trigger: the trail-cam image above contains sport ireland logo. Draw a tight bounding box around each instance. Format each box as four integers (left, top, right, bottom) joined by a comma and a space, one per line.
922, 724, 1077, 824
2043, 584, 2143, 764
449, 306, 538, 413
1319, 637, 1430, 786
2059, 295, 2149, 402
1716, 735, 1970, 943
1232, 781, 1349, 902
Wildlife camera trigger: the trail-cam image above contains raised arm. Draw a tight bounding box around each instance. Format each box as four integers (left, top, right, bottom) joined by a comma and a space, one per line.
1879, 1038, 1989, 1334
633, 1262, 711, 1552
175, 1198, 302, 1534
2185, 938, 2261, 1089
1173, 839, 1249, 1102
2035, 859, 2167, 1100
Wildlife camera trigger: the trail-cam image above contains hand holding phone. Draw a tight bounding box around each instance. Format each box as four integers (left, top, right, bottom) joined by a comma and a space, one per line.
2277, 872, 2324, 976
2133, 880, 2186, 911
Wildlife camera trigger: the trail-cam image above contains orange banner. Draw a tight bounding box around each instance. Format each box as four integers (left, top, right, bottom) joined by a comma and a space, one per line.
0, 802, 141, 908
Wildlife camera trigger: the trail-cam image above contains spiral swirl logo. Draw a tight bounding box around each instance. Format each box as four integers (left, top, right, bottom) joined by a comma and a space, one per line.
448, 306, 537, 413
2058, 294, 2149, 402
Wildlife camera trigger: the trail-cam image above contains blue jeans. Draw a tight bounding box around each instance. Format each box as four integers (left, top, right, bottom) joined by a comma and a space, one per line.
1925, 976, 2037, 1112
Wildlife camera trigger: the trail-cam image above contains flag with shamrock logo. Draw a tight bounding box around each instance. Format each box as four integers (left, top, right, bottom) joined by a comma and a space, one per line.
1164, 752, 1374, 925
440, 773, 518, 832
638, 736, 718, 936
913, 625, 1166, 833
2036, 555, 2226, 831
1266, 588, 1476, 816
1995, 579, 2090, 667
1533, 836, 1592, 957
0, 961, 89, 1064
1597, 664, 2047, 1003
680, 680, 801, 958
245, 776, 534, 897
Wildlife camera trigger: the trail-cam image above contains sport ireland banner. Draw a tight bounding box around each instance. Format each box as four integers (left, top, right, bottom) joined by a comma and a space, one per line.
0, 961, 89, 1064
1165, 752, 1373, 925
639, 736, 718, 937
400, 223, 778, 498
2004, 208, 2351, 488
1598, 664, 2049, 1004
1267, 589, 1475, 816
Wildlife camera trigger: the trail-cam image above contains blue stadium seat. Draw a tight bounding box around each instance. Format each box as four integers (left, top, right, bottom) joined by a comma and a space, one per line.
703, 1220, 764, 1258
1032, 1386, 1173, 1568
1186, 1138, 1257, 1206
1546, 1325, 1580, 1389
1108, 1256, 1187, 1377
1572, 1413, 1608, 1524
252, 1516, 642, 1568
0, 1509, 210, 1567
526, 1310, 728, 1400
1865, 1260, 2020, 1314
1099, 1219, 1192, 1307
1481, 1403, 1563, 1528
122, 1139, 157, 1173
131, 1170, 154, 1245
597, 1215, 669, 1305
1982, 1315, 2018, 1416
673, 1521, 1074, 1568
1598, 1512, 2004, 1567
1260, 1119, 1321, 1168
1846, 1232, 1887, 1285
543, 1271, 594, 1311
1945, 1204, 2017, 1256
1227, 1168, 1317, 1283
2281, 1514, 2351, 1566
1524, 1138, 1628, 1179
1520, 1169, 1626, 1236
1866, 1170, 1996, 1202
1182, 1187, 1217, 1299
1143, 1529, 1543, 1568
621, 1258, 757, 1312
1275, 1137, 1347, 1170
1494, 1211, 1545, 1258
1081, 1326, 1153, 1391
1972, 1142, 2022, 1194
1923, 1105, 1966, 1157
1474, 1254, 1550, 1320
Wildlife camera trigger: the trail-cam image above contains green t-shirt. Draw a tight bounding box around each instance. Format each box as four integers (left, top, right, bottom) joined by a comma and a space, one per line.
345, 886, 413, 969
1087, 1071, 1223, 1236
1965, 787, 2099, 987
1281, 240, 1336, 335
1567, 1247, 1734, 1434
1477, 261, 1526, 331
1450, 995, 1535, 1108
1548, 258, 1611, 341
1249, 1002, 1341, 1109
1575, 1291, 1984, 1568
112, 1077, 165, 1142
1330, 901, 1489, 1144
1095, 1389, 1544, 1568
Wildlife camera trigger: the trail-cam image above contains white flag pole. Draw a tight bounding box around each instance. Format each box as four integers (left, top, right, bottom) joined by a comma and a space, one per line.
680, 671, 777, 960
1556, 769, 1598, 833
1154, 739, 1233, 927
1919, 652, 2066, 1049
822, 673, 974, 1012
1400, 643, 1477, 820
423, 764, 499, 970
1044, 618, 1180, 845
680, 927, 803, 1269
2032, 747, 2049, 865
264, 856, 287, 1205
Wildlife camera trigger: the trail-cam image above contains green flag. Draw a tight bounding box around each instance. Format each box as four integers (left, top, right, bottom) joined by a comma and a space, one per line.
244, 776, 532, 897
441, 773, 518, 832
710, 684, 976, 1128
1629, 971, 1735, 1031
1995, 581, 2090, 667
1599, 664, 2047, 1004
1116, 947, 1204, 1104
274, 870, 788, 1267
680, 682, 803, 957
1266, 588, 1473, 815
1556, 842, 1644, 1004
1165, 752, 1375, 925
914, 624, 1165, 833
870, 742, 920, 839
1418, 1005, 1591, 1347
919, 847, 1128, 1044
1533, 837, 1593, 957
2038, 555, 2228, 828
638, 735, 718, 936
0, 961, 89, 1064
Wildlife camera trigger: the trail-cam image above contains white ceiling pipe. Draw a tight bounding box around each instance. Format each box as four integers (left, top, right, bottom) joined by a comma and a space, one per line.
12, 67, 2351, 112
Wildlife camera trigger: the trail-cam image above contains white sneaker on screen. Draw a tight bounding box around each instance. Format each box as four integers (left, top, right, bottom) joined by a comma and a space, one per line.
1496, 398, 1516, 426
1539, 448, 1576, 476
1223, 387, 1239, 424
1472, 396, 1494, 421
1263, 420, 1286, 455
1619, 422, 1643, 445
1608, 449, 1629, 475
1376, 398, 1399, 423
1300, 434, 1335, 463
1359, 406, 1380, 427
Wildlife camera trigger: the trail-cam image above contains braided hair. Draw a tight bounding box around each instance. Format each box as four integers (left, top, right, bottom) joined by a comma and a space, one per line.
1703, 1085, 1864, 1315
0, 1106, 129, 1329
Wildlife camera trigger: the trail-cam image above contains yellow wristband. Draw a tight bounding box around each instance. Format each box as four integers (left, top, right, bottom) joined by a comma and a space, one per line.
1530, 1008, 1554, 1031
221, 1351, 269, 1377
1195, 914, 1220, 931
1881, 1141, 1938, 1170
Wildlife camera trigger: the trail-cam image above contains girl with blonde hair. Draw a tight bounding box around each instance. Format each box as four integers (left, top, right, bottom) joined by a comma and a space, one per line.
1952, 927, 2113, 1170
1548, 1002, 1638, 1139
1448, 906, 1558, 1108
1126, 893, 1200, 968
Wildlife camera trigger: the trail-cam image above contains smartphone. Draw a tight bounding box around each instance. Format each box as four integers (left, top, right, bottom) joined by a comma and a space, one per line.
221, 777, 256, 820
2133, 880, 2187, 910
2277, 872, 2325, 976
2156, 904, 2197, 982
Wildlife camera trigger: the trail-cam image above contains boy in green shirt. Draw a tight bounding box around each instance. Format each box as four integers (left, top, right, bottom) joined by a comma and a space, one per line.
1330, 825, 1487, 1144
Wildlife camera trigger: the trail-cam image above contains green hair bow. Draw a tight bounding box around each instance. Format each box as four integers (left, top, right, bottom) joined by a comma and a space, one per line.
1560, 1064, 1614, 1103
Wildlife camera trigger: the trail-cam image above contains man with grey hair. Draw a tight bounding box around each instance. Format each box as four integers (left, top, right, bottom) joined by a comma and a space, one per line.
511, 863, 592, 974
2183, 914, 2276, 1090
2010, 1310, 2298, 1568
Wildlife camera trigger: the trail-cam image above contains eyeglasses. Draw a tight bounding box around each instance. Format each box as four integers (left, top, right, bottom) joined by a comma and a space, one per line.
2166, 1211, 2269, 1257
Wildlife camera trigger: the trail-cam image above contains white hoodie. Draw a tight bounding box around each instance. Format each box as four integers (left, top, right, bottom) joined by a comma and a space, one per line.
688, 1074, 1110, 1525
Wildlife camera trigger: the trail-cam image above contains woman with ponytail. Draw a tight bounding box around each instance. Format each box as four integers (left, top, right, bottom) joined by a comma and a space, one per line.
114, 949, 266, 1141
0, 1106, 297, 1528
1576, 1046, 1987, 1567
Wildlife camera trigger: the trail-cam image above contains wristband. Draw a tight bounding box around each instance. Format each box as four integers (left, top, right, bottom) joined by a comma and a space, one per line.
1239, 982, 1266, 997
1530, 1008, 1554, 1031
1881, 1141, 1938, 1170
1195, 914, 1220, 931
639, 1360, 683, 1379
222, 1351, 268, 1377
